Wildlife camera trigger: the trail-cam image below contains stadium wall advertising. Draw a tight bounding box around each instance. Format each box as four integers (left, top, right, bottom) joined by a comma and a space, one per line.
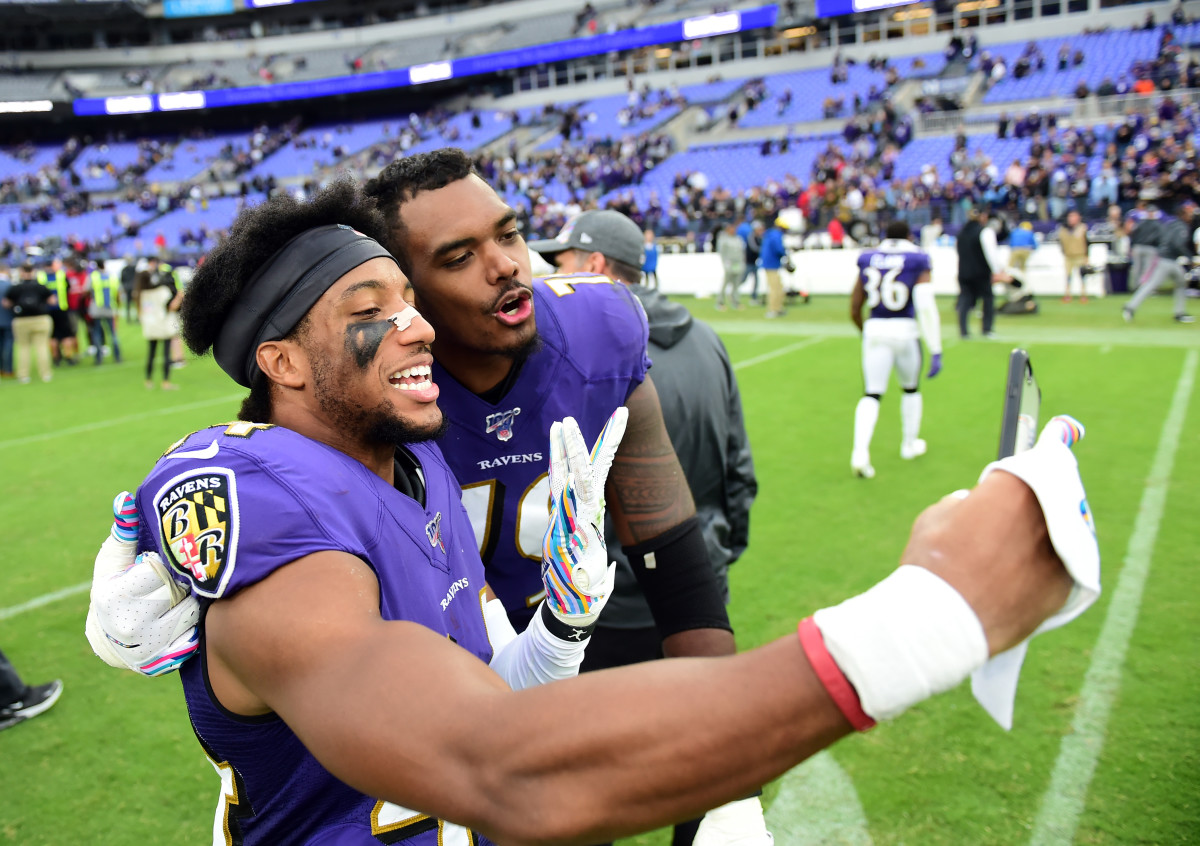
72, 4, 779, 115
814, 0, 924, 18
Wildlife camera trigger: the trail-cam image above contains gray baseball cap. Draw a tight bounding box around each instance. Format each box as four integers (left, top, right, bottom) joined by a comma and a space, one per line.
527, 209, 645, 269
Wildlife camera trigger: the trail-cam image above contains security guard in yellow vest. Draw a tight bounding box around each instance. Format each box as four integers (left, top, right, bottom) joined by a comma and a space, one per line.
35, 267, 68, 311
36, 263, 78, 365
88, 265, 123, 365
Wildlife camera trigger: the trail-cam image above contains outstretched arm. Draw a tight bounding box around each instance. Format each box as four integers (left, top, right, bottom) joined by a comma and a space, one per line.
206, 464, 1071, 846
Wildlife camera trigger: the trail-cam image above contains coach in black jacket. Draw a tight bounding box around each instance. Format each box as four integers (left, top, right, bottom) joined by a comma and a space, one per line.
956, 206, 1004, 338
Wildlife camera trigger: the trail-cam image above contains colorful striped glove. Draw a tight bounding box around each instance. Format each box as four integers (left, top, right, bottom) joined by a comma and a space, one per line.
541, 409, 628, 630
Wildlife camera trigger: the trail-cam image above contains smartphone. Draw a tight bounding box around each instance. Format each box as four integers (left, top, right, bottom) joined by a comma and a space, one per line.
997, 349, 1040, 459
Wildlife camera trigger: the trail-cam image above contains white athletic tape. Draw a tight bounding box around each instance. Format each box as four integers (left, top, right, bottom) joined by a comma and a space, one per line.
814, 565, 988, 721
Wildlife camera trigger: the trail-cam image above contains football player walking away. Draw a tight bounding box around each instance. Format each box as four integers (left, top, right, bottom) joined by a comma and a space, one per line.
850, 221, 943, 479
87, 168, 1099, 846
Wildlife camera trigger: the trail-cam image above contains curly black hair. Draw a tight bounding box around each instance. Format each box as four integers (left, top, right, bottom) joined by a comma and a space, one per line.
181, 177, 391, 421
885, 220, 911, 241
363, 147, 476, 274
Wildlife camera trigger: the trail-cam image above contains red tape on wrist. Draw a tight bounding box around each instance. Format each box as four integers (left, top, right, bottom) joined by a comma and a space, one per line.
799, 616, 876, 732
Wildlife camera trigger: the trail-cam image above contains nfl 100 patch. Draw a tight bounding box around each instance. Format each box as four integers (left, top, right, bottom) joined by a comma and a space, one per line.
485, 407, 521, 442
151, 467, 240, 598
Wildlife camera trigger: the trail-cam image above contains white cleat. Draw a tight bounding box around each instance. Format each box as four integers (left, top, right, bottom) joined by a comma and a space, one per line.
851, 451, 875, 479
900, 439, 927, 460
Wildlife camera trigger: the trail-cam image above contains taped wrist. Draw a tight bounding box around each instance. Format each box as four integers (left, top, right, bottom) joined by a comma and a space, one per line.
625, 517, 732, 639
810, 565, 988, 722
539, 600, 597, 642
487, 600, 589, 691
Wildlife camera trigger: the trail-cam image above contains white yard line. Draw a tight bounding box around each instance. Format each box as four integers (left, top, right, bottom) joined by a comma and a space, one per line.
0, 582, 90, 621
709, 320, 1200, 349
733, 337, 827, 370
767, 751, 875, 846
0, 393, 245, 451
1029, 348, 1197, 846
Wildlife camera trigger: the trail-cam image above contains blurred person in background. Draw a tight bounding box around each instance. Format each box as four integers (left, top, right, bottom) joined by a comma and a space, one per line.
715, 219, 746, 311
37, 259, 77, 366
3, 261, 56, 383
1127, 205, 1164, 290
135, 257, 182, 389
119, 254, 139, 323
956, 206, 1006, 339
88, 260, 123, 366
1057, 210, 1090, 302
760, 216, 798, 318
737, 218, 764, 304
642, 228, 659, 289
0, 264, 13, 379
1123, 200, 1197, 323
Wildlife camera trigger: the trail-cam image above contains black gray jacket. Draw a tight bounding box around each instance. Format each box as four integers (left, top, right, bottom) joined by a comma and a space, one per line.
1155, 219, 1196, 260
601, 284, 758, 629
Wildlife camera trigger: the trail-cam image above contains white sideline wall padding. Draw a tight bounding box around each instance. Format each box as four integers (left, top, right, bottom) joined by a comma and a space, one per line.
648, 244, 1113, 298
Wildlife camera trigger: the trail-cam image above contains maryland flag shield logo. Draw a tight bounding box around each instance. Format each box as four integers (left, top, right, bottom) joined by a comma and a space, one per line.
153, 468, 239, 598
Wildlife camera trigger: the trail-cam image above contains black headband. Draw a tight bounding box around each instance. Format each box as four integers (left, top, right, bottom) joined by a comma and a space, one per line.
214, 224, 397, 388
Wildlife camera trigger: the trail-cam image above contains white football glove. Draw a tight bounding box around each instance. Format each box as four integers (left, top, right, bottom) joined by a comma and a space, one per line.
541, 409, 628, 627
85, 492, 200, 676
695, 797, 774, 846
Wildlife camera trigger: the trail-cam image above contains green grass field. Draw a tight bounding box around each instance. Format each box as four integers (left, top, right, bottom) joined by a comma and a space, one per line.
1, 292, 1197, 845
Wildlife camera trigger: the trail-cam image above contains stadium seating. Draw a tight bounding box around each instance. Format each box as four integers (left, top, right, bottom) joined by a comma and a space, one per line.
981, 28, 1163, 102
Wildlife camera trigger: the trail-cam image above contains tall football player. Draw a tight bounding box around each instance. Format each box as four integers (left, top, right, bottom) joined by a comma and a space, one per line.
849, 221, 943, 479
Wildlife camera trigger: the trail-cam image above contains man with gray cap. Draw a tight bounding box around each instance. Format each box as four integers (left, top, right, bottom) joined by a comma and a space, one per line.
1122, 200, 1196, 324
528, 208, 651, 284
530, 208, 762, 846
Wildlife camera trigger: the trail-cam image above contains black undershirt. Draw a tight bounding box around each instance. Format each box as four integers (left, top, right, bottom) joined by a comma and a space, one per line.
476, 358, 526, 406
392, 446, 426, 507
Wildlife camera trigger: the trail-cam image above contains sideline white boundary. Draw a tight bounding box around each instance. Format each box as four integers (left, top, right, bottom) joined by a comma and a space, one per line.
767, 751, 874, 845
1029, 349, 1197, 845
733, 338, 827, 370
0, 393, 244, 451
0, 582, 90, 621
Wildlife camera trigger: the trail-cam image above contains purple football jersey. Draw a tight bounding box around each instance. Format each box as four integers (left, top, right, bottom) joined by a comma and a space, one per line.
136, 423, 495, 846
857, 240, 931, 320
434, 275, 651, 628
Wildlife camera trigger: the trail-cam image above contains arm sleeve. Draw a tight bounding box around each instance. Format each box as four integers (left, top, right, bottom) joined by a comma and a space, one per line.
912, 280, 943, 355
486, 599, 587, 690
980, 228, 1002, 274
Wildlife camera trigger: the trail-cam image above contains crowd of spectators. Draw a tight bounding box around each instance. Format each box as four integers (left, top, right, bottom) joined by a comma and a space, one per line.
5, 15, 1200, 267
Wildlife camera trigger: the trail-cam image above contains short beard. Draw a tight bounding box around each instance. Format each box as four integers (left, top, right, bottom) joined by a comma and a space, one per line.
502, 331, 542, 368
312, 357, 447, 447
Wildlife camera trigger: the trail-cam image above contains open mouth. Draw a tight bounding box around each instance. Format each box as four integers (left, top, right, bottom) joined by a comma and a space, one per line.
494, 288, 533, 326
389, 364, 436, 395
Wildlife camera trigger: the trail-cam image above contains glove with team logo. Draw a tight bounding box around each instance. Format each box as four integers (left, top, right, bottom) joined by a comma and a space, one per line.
541, 409, 628, 630
85, 492, 200, 676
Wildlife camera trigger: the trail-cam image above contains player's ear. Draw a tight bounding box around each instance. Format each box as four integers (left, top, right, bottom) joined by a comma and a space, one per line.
587, 252, 608, 275
256, 340, 307, 390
